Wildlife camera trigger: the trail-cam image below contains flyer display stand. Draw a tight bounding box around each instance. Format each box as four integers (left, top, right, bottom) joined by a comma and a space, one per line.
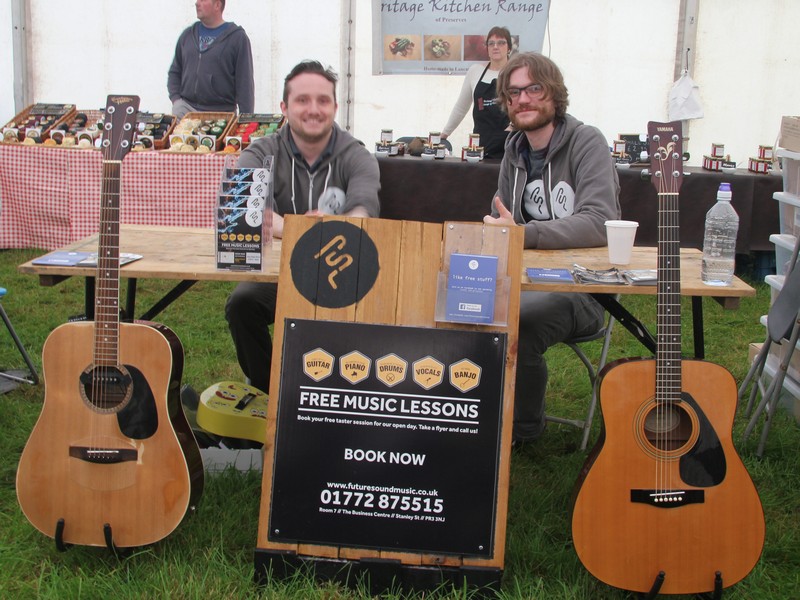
254, 217, 522, 595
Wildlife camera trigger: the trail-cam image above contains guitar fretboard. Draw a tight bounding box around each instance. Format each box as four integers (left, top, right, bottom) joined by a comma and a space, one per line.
90, 94, 139, 367
648, 123, 684, 406
94, 160, 122, 367
656, 188, 681, 405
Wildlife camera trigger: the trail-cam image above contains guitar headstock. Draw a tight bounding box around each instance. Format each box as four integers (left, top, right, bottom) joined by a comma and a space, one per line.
101, 94, 140, 162
647, 121, 683, 195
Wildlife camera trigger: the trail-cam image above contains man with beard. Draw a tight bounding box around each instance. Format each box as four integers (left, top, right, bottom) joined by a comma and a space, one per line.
225, 60, 380, 395
483, 52, 620, 445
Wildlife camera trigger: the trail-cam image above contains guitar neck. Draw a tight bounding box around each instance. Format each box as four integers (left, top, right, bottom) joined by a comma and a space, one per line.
92, 95, 140, 367
94, 160, 123, 367
656, 188, 681, 403
648, 121, 684, 405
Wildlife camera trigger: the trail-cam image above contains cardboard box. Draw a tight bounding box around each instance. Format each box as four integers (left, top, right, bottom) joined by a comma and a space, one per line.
767, 339, 800, 383
780, 116, 800, 153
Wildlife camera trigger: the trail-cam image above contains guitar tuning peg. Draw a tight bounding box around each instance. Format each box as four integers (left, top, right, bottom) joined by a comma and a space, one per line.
640, 169, 651, 182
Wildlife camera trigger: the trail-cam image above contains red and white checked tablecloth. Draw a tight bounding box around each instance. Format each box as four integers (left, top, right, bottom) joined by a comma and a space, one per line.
0, 145, 101, 249
0, 145, 233, 250
121, 151, 230, 229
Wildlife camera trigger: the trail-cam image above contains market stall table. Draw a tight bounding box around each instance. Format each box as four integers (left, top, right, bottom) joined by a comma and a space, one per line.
18, 224, 755, 359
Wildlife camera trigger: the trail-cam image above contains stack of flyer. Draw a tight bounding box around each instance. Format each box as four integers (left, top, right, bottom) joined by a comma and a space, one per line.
216, 166, 273, 271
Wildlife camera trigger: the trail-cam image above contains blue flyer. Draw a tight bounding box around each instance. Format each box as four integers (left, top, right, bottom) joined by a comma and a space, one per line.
526, 267, 575, 283
445, 253, 498, 323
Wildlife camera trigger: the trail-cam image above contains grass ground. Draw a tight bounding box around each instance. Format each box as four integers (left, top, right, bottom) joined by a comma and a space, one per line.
0, 247, 797, 599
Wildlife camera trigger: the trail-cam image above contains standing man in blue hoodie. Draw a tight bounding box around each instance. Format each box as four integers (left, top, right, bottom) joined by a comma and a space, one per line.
225, 60, 380, 394
168, 0, 255, 119
484, 52, 620, 445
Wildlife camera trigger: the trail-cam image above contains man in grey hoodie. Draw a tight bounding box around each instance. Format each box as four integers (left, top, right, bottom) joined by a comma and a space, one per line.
225, 60, 380, 394
484, 52, 620, 444
167, 0, 254, 118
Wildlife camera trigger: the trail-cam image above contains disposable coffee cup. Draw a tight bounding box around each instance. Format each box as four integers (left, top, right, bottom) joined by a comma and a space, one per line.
605, 220, 638, 265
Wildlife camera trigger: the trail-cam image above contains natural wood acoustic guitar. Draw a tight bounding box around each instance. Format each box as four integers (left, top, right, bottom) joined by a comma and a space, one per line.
571, 121, 765, 595
16, 95, 203, 550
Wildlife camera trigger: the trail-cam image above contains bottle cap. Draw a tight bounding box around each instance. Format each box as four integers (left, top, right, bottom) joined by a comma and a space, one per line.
719, 182, 731, 192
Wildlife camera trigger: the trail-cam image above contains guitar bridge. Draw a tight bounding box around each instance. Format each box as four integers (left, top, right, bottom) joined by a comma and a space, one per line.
69, 446, 138, 464
630, 489, 704, 508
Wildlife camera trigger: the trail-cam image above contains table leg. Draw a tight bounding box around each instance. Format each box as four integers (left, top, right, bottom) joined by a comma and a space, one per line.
84, 277, 95, 320
125, 279, 137, 322
591, 293, 656, 354
691, 296, 705, 359
138, 280, 198, 321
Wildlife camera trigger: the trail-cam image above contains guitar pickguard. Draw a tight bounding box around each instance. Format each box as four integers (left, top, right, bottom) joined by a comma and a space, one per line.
79, 364, 159, 439
678, 391, 726, 487
116, 366, 158, 439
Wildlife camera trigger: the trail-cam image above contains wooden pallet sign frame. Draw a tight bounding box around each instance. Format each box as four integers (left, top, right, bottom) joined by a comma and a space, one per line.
254, 216, 522, 595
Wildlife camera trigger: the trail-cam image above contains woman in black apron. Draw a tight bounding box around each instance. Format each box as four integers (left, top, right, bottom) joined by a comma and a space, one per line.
442, 26, 513, 159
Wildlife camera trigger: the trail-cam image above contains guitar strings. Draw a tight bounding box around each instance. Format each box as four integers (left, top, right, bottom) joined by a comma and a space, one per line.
654, 134, 682, 499
93, 102, 129, 420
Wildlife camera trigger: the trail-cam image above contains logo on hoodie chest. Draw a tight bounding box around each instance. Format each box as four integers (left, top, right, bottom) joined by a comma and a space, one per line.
522, 179, 575, 220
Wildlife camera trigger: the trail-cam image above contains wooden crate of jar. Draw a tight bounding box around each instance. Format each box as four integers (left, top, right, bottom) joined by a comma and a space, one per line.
225, 113, 285, 151
133, 112, 177, 151
47, 109, 105, 148
2, 103, 76, 144
167, 111, 235, 153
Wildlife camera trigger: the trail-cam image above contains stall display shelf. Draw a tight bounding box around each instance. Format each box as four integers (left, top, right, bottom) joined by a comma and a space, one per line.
768, 233, 796, 277
774, 191, 800, 237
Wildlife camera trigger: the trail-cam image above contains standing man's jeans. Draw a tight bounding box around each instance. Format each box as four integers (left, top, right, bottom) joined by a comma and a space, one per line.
171, 98, 199, 120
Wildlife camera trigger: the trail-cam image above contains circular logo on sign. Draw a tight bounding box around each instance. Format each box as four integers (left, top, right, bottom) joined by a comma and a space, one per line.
290, 221, 379, 308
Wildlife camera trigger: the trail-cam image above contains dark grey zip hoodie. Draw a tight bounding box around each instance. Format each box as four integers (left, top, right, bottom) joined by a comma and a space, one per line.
167, 21, 254, 113
237, 124, 381, 218
493, 114, 620, 249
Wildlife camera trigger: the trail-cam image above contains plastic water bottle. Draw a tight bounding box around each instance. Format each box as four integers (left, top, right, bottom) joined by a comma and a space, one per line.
701, 182, 739, 286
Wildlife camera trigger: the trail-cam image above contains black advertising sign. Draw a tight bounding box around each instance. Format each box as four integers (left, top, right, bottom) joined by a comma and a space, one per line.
267, 319, 507, 557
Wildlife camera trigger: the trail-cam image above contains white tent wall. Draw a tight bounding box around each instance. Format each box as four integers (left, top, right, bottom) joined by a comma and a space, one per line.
0, 1, 13, 119
1, 0, 798, 169
691, 0, 799, 167
351, 0, 675, 156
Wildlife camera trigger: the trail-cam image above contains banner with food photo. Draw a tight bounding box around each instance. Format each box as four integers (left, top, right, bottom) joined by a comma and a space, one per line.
372, 0, 550, 75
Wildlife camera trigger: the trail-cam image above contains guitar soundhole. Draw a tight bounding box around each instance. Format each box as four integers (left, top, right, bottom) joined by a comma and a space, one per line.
80, 365, 133, 413
641, 403, 696, 454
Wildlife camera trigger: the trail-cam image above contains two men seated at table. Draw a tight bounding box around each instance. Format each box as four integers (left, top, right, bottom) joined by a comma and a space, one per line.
225, 60, 381, 394
484, 52, 620, 444
225, 54, 619, 448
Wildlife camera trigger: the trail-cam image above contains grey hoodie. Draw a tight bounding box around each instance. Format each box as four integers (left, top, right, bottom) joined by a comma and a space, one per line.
167, 21, 254, 114
493, 114, 620, 249
237, 124, 380, 217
